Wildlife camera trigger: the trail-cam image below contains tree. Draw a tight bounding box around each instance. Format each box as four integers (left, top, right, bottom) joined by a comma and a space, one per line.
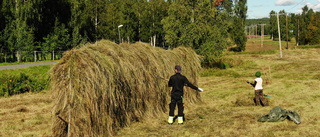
42, 19, 70, 59
299, 5, 314, 45
120, 0, 139, 43
162, 0, 229, 65
230, 0, 247, 51
307, 12, 320, 45
80, 0, 107, 43
139, 0, 168, 47
69, 0, 87, 47
269, 10, 277, 40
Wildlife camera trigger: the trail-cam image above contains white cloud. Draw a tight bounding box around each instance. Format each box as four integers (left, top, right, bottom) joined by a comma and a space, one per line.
295, 0, 320, 14
311, 0, 320, 11
275, 0, 297, 6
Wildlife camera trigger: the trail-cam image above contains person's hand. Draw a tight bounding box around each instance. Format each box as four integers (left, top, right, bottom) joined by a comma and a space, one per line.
198, 88, 203, 92
246, 81, 250, 84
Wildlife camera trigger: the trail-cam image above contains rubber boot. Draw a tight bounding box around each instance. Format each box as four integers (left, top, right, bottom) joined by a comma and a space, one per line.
168, 116, 173, 125
178, 116, 183, 125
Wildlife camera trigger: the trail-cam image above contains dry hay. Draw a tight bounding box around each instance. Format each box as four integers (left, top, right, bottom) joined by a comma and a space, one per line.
51, 40, 202, 136
233, 96, 270, 106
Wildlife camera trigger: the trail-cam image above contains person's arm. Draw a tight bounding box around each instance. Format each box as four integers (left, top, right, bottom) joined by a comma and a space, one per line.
184, 77, 202, 91
168, 76, 173, 87
247, 80, 257, 88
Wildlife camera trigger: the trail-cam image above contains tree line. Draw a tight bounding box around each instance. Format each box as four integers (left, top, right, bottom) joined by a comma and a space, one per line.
0, 0, 248, 66
269, 6, 320, 46
245, 5, 320, 47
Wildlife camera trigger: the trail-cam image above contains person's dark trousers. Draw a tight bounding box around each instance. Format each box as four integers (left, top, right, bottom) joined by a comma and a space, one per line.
254, 89, 267, 106
169, 95, 184, 116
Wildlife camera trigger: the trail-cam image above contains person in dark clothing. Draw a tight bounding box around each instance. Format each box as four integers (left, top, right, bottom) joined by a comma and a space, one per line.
167, 65, 203, 125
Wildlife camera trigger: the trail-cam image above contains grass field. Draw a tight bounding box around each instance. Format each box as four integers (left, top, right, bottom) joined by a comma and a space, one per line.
1, 38, 320, 136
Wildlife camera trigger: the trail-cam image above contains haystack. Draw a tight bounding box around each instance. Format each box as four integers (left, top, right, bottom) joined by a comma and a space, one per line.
51, 40, 202, 136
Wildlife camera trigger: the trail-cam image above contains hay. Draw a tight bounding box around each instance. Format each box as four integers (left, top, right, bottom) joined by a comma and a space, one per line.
51, 40, 202, 136
233, 96, 270, 107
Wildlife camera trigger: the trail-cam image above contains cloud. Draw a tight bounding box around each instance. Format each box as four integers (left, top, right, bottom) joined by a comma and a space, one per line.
252, 4, 264, 8
310, 0, 320, 11
295, 0, 320, 14
247, 14, 269, 19
275, 0, 297, 6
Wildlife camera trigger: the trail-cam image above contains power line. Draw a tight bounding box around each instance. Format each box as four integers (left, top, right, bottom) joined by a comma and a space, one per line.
286, 0, 306, 12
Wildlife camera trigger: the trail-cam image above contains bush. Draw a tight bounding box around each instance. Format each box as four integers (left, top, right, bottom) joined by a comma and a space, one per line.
200, 68, 240, 78
0, 66, 50, 97
205, 57, 243, 69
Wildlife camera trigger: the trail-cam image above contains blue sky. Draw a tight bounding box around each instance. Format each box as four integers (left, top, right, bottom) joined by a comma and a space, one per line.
247, 0, 320, 19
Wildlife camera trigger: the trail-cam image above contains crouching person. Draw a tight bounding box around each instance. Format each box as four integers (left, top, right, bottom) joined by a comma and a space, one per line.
247, 71, 268, 106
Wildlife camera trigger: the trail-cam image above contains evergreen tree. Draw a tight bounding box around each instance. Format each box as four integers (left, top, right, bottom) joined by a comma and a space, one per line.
269, 10, 277, 40
162, 0, 229, 65
69, 0, 87, 47
42, 19, 70, 59
230, 0, 247, 52
307, 12, 320, 45
299, 5, 314, 45
279, 10, 287, 41
80, 0, 107, 43
120, 0, 138, 43
102, 0, 121, 42
140, 0, 168, 47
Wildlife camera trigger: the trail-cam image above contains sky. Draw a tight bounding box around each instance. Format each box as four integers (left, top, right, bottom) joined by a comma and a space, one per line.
247, 0, 320, 19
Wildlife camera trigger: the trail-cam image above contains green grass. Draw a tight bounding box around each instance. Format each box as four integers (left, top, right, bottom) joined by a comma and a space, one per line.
297, 45, 320, 49
0, 60, 56, 66
0, 65, 51, 97
114, 39, 320, 136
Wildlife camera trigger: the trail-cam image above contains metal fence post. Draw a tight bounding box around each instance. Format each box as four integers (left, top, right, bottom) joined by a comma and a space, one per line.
52, 50, 55, 60
17, 51, 20, 62
34, 51, 36, 62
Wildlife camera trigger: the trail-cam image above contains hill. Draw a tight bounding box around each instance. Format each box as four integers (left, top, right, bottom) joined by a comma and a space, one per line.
246, 18, 269, 26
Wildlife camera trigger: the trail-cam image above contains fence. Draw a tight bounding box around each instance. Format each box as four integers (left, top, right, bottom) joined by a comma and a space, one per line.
0, 50, 65, 63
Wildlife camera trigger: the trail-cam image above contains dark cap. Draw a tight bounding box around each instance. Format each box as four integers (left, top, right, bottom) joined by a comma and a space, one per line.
255, 71, 261, 77
175, 65, 182, 73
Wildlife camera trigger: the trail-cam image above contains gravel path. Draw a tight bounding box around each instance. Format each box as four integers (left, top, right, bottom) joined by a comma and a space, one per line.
0, 62, 57, 70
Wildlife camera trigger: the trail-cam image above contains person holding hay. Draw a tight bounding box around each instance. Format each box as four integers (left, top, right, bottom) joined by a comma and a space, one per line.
168, 65, 203, 125
247, 71, 268, 106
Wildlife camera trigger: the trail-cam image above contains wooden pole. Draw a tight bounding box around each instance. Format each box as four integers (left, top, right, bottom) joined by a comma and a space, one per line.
286, 14, 289, 49
269, 66, 272, 84
67, 105, 71, 137
277, 13, 283, 58
297, 18, 299, 46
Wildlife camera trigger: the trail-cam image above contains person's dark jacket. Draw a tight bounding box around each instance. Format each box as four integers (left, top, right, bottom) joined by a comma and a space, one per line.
168, 73, 198, 97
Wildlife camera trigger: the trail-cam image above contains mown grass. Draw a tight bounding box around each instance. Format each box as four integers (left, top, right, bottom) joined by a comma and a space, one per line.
114, 39, 320, 136
1, 38, 320, 136
0, 91, 52, 136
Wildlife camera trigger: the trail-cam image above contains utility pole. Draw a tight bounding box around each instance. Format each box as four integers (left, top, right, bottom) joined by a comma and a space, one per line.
271, 12, 286, 58
256, 25, 257, 38
277, 13, 283, 58
258, 24, 266, 47
248, 26, 251, 39
297, 18, 299, 46
286, 14, 289, 49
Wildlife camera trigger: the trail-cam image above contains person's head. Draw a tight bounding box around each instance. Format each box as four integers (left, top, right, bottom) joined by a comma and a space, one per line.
255, 71, 261, 77
175, 65, 182, 73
